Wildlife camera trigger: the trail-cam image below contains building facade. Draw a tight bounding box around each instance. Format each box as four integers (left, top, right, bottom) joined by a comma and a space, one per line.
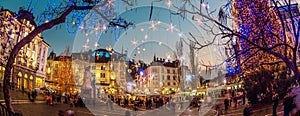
0, 8, 50, 91
146, 55, 180, 95
46, 52, 75, 94
72, 48, 130, 97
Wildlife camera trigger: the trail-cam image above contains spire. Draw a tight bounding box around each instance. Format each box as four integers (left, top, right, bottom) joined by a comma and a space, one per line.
153, 53, 156, 61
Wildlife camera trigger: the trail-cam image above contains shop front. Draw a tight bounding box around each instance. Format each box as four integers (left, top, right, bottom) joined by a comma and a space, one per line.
35, 77, 43, 88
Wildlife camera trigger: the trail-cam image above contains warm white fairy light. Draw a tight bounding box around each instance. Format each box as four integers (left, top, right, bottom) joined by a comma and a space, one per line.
95, 27, 99, 31
106, 46, 113, 51
142, 48, 146, 51
166, 54, 171, 59
131, 39, 138, 45
149, 21, 156, 31
140, 28, 144, 32
201, 3, 210, 9
86, 38, 90, 43
196, 18, 203, 24
79, 25, 84, 29
157, 21, 161, 24
144, 34, 148, 40
45, 20, 49, 23
72, 21, 76, 25
94, 42, 99, 48
106, 0, 115, 7
158, 42, 162, 45
102, 24, 107, 31
166, 0, 172, 8
206, 4, 210, 9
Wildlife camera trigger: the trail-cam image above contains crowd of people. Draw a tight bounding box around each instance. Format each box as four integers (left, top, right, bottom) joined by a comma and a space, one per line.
105, 95, 175, 111
27, 90, 38, 102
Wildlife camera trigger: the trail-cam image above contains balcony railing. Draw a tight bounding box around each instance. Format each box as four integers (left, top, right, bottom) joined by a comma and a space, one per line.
0, 103, 22, 116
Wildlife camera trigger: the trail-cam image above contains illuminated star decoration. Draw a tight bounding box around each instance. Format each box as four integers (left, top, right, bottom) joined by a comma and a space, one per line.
178, 32, 183, 38
83, 44, 89, 51
149, 21, 161, 31
166, 23, 175, 32
106, 0, 115, 7
131, 39, 138, 46
149, 21, 156, 30
158, 41, 162, 46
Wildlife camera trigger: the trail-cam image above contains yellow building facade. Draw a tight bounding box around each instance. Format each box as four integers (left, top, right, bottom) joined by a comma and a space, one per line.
0, 9, 50, 91
46, 52, 76, 94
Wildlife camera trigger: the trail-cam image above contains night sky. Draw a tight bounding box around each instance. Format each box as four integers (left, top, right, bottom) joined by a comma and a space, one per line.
1, 0, 227, 67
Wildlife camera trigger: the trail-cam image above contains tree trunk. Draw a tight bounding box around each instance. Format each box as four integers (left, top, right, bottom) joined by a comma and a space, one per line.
3, 54, 15, 112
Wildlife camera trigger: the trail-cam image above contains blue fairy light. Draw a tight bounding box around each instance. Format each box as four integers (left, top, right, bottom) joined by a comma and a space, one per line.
235, 66, 241, 73
92, 51, 96, 56
137, 68, 145, 77
226, 66, 234, 75
105, 52, 110, 58
99, 51, 104, 56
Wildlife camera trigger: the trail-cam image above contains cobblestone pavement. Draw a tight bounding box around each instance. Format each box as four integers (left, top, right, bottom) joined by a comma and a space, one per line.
11, 99, 286, 116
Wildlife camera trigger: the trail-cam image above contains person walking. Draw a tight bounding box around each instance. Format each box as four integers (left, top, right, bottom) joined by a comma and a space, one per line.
243, 103, 251, 116
233, 97, 238, 108
31, 90, 37, 102
272, 92, 279, 116
283, 92, 296, 116
243, 93, 246, 105
224, 98, 229, 113
27, 91, 31, 101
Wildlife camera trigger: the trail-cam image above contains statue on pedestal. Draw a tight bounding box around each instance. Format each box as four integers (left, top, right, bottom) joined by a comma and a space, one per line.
81, 66, 92, 98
